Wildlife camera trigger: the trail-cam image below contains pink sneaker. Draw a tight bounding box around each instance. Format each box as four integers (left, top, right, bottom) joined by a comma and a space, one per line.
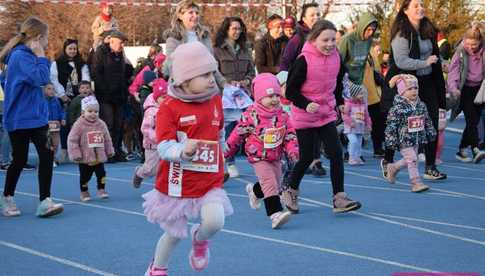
145, 262, 168, 276
189, 224, 210, 271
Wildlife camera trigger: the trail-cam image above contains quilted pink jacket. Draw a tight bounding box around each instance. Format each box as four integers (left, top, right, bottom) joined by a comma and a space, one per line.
141, 93, 159, 149
67, 117, 115, 164
225, 104, 298, 163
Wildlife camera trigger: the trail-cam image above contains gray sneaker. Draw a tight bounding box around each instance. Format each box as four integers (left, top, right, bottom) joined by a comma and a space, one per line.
1, 196, 21, 217
281, 187, 299, 213
133, 166, 143, 188
333, 192, 361, 213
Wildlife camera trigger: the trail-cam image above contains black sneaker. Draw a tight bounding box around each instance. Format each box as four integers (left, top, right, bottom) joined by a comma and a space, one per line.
373, 149, 385, 158
23, 164, 36, 171
114, 154, 128, 162
311, 161, 326, 177
344, 152, 349, 162
455, 150, 473, 163
424, 166, 447, 180
472, 148, 485, 164
380, 159, 388, 179
360, 156, 366, 163
107, 157, 117, 164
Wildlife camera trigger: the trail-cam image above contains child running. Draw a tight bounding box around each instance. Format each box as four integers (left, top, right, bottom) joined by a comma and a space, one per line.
343, 84, 372, 165
384, 74, 436, 192
142, 42, 233, 276
132, 87, 167, 188
283, 19, 361, 214
225, 73, 298, 229
67, 96, 114, 201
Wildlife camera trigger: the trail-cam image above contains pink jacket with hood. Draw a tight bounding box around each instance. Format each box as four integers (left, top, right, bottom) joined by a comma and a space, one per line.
225, 73, 299, 163
128, 53, 166, 96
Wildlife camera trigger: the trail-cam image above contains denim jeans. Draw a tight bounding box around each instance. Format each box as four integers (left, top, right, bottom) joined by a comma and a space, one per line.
0, 115, 12, 164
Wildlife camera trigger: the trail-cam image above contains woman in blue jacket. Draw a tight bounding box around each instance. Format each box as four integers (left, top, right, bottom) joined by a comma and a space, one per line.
0, 17, 63, 218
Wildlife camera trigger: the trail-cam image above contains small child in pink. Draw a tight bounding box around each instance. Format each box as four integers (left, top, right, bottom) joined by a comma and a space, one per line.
343, 85, 372, 165
225, 73, 298, 229
132, 86, 167, 188
68, 96, 115, 201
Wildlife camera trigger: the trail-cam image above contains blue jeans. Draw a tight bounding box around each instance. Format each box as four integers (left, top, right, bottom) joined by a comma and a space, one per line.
346, 133, 363, 160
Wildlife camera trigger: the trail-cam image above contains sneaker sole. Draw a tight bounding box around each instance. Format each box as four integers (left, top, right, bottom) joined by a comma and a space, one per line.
456, 155, 473, 163
333, 202, 362, 213
2, 210, 21, 217
423, 174, 447, 180
285, 205, 299, 214
412, 186, 429, 193
38, 206, 64, 218
272, 212, 291, 229
245, 184, 261, 210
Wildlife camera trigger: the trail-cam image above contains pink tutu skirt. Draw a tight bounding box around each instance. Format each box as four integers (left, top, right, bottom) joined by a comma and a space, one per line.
142, 188, 233, 239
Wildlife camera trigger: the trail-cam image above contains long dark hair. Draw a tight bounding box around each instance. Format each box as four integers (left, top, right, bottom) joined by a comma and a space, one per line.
214, 17, 247, 50
390, 0, 437, 41
56, 38, 85, 64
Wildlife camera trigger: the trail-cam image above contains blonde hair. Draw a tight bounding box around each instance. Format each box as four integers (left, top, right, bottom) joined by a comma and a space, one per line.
0, 17, 48, 64
463, 26, 483, 42
164, 0, 208, 41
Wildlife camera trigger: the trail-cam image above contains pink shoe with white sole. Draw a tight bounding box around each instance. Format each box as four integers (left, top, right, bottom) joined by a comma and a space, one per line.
188, 224, 210, 272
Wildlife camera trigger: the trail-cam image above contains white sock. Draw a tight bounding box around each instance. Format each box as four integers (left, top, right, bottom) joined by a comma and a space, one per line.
153, 233, 180, 268
196, 203, 225, 241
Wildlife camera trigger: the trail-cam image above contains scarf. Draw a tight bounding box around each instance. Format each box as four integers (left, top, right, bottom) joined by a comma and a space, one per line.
167, 83, 219, 103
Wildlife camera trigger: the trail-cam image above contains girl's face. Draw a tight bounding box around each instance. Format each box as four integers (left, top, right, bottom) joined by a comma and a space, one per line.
65, 43, 78, 59
44, 84, 55, 97
179, 7, 199, 31
268, 19, 283, 39
404, 0, 425, 23
403, 87, 419, 103
464, 38, 481, 54
313, 29, 336, 55
182, 72, 216, 95
78, 84, 92, 97
302, 7, 320, 29
260, 94, 280, 109
83, 107, 99, 121
227, 21, 242, 42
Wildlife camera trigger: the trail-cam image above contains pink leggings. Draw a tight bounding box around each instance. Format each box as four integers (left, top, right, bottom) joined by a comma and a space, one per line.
394, 147, 420, 180
252, 161, 282, 198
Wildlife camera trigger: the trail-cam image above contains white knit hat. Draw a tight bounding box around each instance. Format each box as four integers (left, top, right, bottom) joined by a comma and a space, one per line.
81, 96, 99, 111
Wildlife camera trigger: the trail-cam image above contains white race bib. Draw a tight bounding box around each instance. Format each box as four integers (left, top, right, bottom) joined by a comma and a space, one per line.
263, 127, 286, 149
407, 116, 425, 133
182, 140, 219, 173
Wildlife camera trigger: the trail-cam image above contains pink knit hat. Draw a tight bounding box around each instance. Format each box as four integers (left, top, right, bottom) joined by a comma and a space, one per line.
170, 41, 218, 86
389, 74, 419, 96
252, 73, 281, 103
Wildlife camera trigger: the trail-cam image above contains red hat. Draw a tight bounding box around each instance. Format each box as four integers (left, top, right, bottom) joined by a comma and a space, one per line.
283, 16, 296, 28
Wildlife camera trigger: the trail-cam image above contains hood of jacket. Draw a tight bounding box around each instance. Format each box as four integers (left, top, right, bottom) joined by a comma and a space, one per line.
143, 93, 159, 110
355, 12, 377, 41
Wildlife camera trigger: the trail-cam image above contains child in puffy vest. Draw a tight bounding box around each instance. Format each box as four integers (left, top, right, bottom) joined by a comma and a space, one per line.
225, 73, 298, 229
384, 74, 436, 192
67, 96, 114, 201
142, 42, 233, 276
343, 83, 372, 165
132, 87, 167, 188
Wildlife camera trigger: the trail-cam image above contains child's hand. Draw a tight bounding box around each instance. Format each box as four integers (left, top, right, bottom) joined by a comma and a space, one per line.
306, 102, 320, 113
182, 139, 199, 159
108, 153, 115, 158
74, 157, 82, 162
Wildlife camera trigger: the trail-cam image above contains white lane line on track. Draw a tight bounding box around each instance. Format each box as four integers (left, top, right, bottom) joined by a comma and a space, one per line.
440, 164, 485, 173
0, 240, 118, 276
369, 213, 485, 232
10, 191, 435, 273
239, 172, 466, 199
298, 197, 485, 247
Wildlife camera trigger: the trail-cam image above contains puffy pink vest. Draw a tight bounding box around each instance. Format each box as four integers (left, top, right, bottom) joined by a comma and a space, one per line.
290, 42, 341, 129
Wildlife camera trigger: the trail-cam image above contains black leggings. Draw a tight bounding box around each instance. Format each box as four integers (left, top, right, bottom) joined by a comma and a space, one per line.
3, 126, 54, 201
79, 163, 106, 192
368, 102, 385, 152
459, 84, 483, 149
289, 122, 344, 195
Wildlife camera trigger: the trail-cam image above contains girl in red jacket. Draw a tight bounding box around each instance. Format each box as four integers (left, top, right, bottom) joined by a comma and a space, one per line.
142, 42, 233, 276
225, 73, 298, 229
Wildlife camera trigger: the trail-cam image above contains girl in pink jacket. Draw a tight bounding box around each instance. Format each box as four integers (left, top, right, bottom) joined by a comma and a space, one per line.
68, 96, 115, 202
132, 88, 167, 188
284, 19, 361, 214
225, 73, 298, 229
343, 85, 372, 165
